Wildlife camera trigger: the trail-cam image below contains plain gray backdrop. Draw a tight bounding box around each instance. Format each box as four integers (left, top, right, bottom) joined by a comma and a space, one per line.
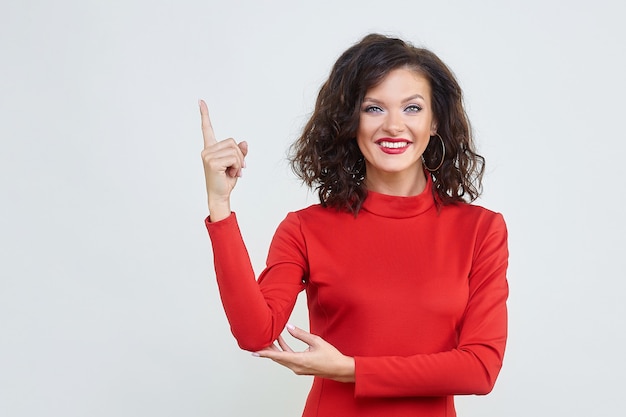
1, 0, 624, 416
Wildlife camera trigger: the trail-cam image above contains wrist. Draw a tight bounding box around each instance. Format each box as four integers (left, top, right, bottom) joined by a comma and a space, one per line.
207, 198, 231, 222
334, 356, 355, 383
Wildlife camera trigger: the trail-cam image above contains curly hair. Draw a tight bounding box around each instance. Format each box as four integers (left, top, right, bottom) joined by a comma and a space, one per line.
289, 33, 485, 214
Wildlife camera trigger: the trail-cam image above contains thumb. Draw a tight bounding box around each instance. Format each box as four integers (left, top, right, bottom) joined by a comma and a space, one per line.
286, 324, 318, 346
238, 141, 249, 157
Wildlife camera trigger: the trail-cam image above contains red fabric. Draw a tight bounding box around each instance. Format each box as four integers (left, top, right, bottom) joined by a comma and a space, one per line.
206, 177, 509, 417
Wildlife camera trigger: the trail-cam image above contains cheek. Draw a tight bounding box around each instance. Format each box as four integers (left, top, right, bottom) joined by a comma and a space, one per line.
355, 124, 367, 148
411, 120, 434, 138
355, 134, 376, 160
357, 117, 377, 138
355, 135, 367, 155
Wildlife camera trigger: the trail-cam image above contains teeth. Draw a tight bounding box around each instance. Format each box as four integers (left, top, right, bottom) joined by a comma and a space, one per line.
379, 141, 408, 149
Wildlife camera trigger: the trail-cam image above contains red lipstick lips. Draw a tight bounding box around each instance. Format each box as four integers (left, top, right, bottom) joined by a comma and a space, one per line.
375, 138, 411, 155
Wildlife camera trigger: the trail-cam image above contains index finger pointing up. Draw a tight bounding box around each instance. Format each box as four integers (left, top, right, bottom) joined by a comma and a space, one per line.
199, 99, 217, 148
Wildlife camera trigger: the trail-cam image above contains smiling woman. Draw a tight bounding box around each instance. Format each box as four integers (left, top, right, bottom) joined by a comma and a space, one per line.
290, 34, 485, 214
200, 33, 508, 417
356, 68, 435, 196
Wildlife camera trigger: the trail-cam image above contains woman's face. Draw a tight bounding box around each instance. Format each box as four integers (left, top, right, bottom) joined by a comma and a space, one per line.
356, 68, 437, 190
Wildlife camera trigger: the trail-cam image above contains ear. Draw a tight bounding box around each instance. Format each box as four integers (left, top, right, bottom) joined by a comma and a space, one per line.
430, 121, 438, 136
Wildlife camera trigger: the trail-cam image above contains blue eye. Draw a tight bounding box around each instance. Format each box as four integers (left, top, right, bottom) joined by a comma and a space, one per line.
364, 105, 383, 113
405, 104, 422, 113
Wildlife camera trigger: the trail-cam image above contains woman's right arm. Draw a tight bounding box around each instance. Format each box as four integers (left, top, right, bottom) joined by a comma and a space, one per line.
199, 100, 306, 351
206, 212, 307, 351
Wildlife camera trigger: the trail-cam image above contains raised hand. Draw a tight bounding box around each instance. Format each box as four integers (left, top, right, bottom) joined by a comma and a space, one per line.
253, 325, 356, 383
199, 99, 248, 221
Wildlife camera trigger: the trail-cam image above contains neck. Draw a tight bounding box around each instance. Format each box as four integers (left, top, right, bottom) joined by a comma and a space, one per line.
364, 168, 427, 197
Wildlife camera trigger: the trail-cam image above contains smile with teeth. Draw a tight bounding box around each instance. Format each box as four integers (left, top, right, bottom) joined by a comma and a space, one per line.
378, 140, 410, 149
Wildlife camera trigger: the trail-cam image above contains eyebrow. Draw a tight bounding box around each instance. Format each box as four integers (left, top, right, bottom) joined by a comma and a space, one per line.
363, 94, 426, 103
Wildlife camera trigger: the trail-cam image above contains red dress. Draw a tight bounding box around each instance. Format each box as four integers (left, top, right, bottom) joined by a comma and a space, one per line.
206, 177, 509, 416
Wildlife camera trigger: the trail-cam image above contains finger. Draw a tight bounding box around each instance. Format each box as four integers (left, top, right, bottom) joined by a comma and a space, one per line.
202, 139, 246, 174
238, 141, 249, 159
285, 324, 318, 347
231, 141, 248, 177
252, 343, 279, 357
266, 343, 281, 352
277, 335, 294, 353
199, 99, 217, 148
202, 151, 244, 177
254, 348, 293, 360
233, 141, 248, 177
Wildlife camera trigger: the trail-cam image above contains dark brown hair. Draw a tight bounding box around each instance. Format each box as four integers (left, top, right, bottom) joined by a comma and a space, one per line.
290, 33, 485, 214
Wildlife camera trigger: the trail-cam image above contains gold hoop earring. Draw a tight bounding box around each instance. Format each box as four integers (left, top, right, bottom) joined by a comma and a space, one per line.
422, 133, 446, 172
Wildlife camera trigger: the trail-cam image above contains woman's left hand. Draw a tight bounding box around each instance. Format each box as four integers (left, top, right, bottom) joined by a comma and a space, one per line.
254, 325, 355, 383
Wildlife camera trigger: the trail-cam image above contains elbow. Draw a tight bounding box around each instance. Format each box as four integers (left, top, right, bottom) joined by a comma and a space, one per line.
460, 343, 505, 395
473, 377, 497, 396
471, 359, 502, 395
235, 338, 272, 352
458, 367, 499, 395
230, 328, 275, 352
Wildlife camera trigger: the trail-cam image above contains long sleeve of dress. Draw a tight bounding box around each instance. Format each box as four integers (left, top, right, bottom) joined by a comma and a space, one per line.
206, 213, 306, 351
353, 214, 508, 398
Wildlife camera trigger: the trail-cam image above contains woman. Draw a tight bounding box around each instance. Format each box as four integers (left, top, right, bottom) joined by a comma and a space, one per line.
200, 33, 508, 417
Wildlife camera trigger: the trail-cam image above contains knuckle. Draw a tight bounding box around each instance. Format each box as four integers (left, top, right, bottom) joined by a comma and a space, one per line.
202, 153, 214, 165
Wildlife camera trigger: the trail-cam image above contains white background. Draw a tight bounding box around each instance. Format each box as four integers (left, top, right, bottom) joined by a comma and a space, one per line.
1, 0, 625, 416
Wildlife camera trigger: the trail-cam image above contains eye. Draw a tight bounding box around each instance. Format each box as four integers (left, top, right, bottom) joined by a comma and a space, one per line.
363, 105, 383, 113
405, 104, 422, 113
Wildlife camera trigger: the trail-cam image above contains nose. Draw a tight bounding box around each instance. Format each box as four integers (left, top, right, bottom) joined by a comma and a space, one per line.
382, 111, 405, 136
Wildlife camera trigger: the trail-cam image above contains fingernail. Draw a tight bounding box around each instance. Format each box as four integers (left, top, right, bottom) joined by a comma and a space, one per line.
286, 323, 295, 331
251, 352, 260, 357
243, 160, 247, 168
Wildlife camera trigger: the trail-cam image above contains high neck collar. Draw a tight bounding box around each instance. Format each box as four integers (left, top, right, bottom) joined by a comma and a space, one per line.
361, 174, 436, 219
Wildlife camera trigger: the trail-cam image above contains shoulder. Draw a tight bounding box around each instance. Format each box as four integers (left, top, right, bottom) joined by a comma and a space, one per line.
437, 203, 509, 267
443, 201, 505, 223
274, 204, 329, 234
293, 203, 339, 216
460, 203, 508, 251
274, 204, 355, 243
290, 203, 351, 224
268, 204, 343, 260
439, 202, 507, 242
